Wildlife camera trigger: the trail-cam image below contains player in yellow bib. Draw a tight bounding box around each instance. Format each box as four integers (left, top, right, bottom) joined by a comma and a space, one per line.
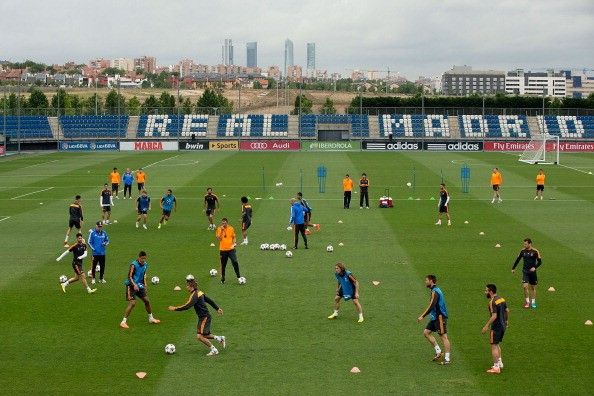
534, 169, 545, 200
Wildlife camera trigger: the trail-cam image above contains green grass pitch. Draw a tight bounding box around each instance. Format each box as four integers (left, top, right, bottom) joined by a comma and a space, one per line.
0, 150, 593, 395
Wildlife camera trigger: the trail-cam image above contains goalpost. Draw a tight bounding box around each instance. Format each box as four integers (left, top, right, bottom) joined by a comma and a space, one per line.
519, 134, 560, 165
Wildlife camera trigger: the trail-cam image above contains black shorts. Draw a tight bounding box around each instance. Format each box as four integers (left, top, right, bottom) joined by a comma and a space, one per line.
492, 184, 500, 191
242, 220, 251, 231
206, 208, 215, 217
102, 206, 111, 212
111, 183, 119, 191
137, 209, 148, 215
68, 219, 81, 229
72, 260, 83, 275
137, 183, 144, 191
536, 184, 544, 191
162, 209, 171, 216
426, 315, 447, 335
439, 205, 448, 213
197, 315, 212, 335
522, 271, 538, 285
126, 285, 146, 301
490, 328, 505, 344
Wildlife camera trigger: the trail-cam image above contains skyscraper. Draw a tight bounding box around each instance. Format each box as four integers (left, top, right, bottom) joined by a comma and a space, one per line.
284, 39, 294, 77
306, 43, 316, 71
222, 39, 234, 66
246, 42, 258, 68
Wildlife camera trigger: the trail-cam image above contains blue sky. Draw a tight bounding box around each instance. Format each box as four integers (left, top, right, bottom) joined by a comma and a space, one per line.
2, 0, 593, 78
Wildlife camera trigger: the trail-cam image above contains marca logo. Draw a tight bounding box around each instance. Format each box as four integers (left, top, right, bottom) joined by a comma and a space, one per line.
135, 141, 163, 151
210, 141, 239, 151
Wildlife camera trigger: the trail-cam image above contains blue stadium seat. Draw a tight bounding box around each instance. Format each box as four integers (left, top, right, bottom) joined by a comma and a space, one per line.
60, 115, 128, 138
536, 116, 594, 139
217, 114, 288, 137
378, 114, 450, 138
0, 116, 53, 139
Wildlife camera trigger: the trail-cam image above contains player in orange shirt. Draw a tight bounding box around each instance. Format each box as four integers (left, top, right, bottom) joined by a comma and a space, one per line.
109, 167, 121, 199
490, 168, 503, 203
342, 174, 354, 209
534, 169, 545, 200
215, 218, 242, 284
136, 168, 146, 194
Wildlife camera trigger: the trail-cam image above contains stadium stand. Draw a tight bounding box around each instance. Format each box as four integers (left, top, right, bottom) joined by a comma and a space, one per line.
0, 116, 53, 139
379, 114, 450, 138
217, 114, 288, 137
297, 114, 370, 137
60, 115, 128, 138
536, 115, 594, 138
137, 114, 209, 138
299, 115, 317, 137
458, 115, 530, 138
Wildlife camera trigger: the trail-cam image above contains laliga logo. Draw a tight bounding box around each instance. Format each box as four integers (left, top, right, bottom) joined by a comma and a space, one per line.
250, 142, 268, 149
90, 142, 96, 150
62, 143, 69, 149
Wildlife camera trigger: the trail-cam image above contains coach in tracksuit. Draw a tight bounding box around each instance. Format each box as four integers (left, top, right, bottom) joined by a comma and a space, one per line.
88, 221, 110, 284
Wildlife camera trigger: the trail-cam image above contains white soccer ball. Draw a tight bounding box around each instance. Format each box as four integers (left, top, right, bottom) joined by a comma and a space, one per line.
186, 274, 195, 281
95, 265, 100, 271
270, 244, 278, 251
280, 244, 287, 251
164, 344, 176, 354
151, 276, 160, 285
327, 245, 334, 252
285, 251, 293, 258
238, 276, 247, 285
87, 270, 92, 277
209, 268, 218, 277
59, 275, 68, 283
406, 182, 412, 187
260, 243, 266, 250
263, 243, 270, 250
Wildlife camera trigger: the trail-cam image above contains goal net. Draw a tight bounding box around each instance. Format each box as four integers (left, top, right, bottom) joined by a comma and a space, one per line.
519, 134, 559, 165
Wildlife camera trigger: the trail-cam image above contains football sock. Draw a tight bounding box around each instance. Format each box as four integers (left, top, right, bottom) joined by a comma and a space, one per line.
445, 352, 450, 361
121, 317, 127, 323
434, 345, 441, 354
358, 313, 364, 319
333, 310, 339, 315
525, 298, 530, 303
148, 313, 154, 320
64, 235, 69, 242
531, 299, 536, 304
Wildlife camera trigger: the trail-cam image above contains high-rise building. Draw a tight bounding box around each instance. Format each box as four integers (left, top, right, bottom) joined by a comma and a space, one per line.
133, 56, 157, 74
246, 42, 257, 68
222, 39, 234, 66
306, 43, 316, 71
442, 65, 506, 96
284, 39, 294, 77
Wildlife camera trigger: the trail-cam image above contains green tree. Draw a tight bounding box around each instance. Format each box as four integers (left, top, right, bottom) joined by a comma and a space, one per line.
182, 97, 194, 114
105, 89, 126, 115
83, 94, 103, 115
159, 92, 176, 114
253, 80, 262, 89
103, 67, 126, 77
27, 88, 49, 112
266, 78, 277, 90
127, 96, 141, 116
196, 88, 232, 114
51, 89, 69, 116
320, 97, 336, 114
291, 94, 313, 115
142, 95, 160, 114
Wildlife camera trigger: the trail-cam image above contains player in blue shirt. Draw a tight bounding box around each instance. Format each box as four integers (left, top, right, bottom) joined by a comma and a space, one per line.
327, 263, 364, 323
417, 275, 452, 364
158, 189, 177, 229
120, 251, 160, 329
289, 198, 308, 249
122, 168, 134, 199
88, 221, 109, 284
135, 189, 151, 230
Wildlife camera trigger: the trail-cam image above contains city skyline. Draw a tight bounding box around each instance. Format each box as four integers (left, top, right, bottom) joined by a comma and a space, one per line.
0, 0, 593, 77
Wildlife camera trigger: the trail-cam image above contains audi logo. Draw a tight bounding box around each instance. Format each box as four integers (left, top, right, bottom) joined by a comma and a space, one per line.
250, 142, 268, 149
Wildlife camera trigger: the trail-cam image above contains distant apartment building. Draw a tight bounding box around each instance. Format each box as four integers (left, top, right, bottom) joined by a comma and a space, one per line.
178, 59, 196, 78
505, 69, 566, 98
442, 66, 505, 95
222, 39, 234, 66
287, 65, 302, 82
134, 56, 157, 73
563, 70, 594, 98
246, 42, 257, 68
111, 58, 134, 72
267, 65, 281, 80
284, 39, 294, 77
306, 43, 316, 75
89, 58, 111, 69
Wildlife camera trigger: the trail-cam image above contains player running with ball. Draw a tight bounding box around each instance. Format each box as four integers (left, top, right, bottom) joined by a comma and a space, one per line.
168, 276, 226, 356
57, 233, 97, 294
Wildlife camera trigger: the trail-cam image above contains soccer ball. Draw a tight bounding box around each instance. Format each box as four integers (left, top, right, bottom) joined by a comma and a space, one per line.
95, 265, 100, 271
151, 276, 160, 285
260, 243, 266, 250
270, 243, 278, 251
209, 268, 218, 277
164, 344, 176, 354
186, 274, 195, 281
327, 245, 334, 252
285, 251, 293, 258
238, 276, 247, 285
406, 182, 412, 187
59, 275, 68, 283
280, 244, 287, 251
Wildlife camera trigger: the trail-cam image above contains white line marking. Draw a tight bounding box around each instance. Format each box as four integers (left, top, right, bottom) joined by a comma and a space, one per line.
20, 159, 59, 169
143, 155, 179, 169
0, 216, 10, 222
558, 164, 592, 175
10, 187, 54, 200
